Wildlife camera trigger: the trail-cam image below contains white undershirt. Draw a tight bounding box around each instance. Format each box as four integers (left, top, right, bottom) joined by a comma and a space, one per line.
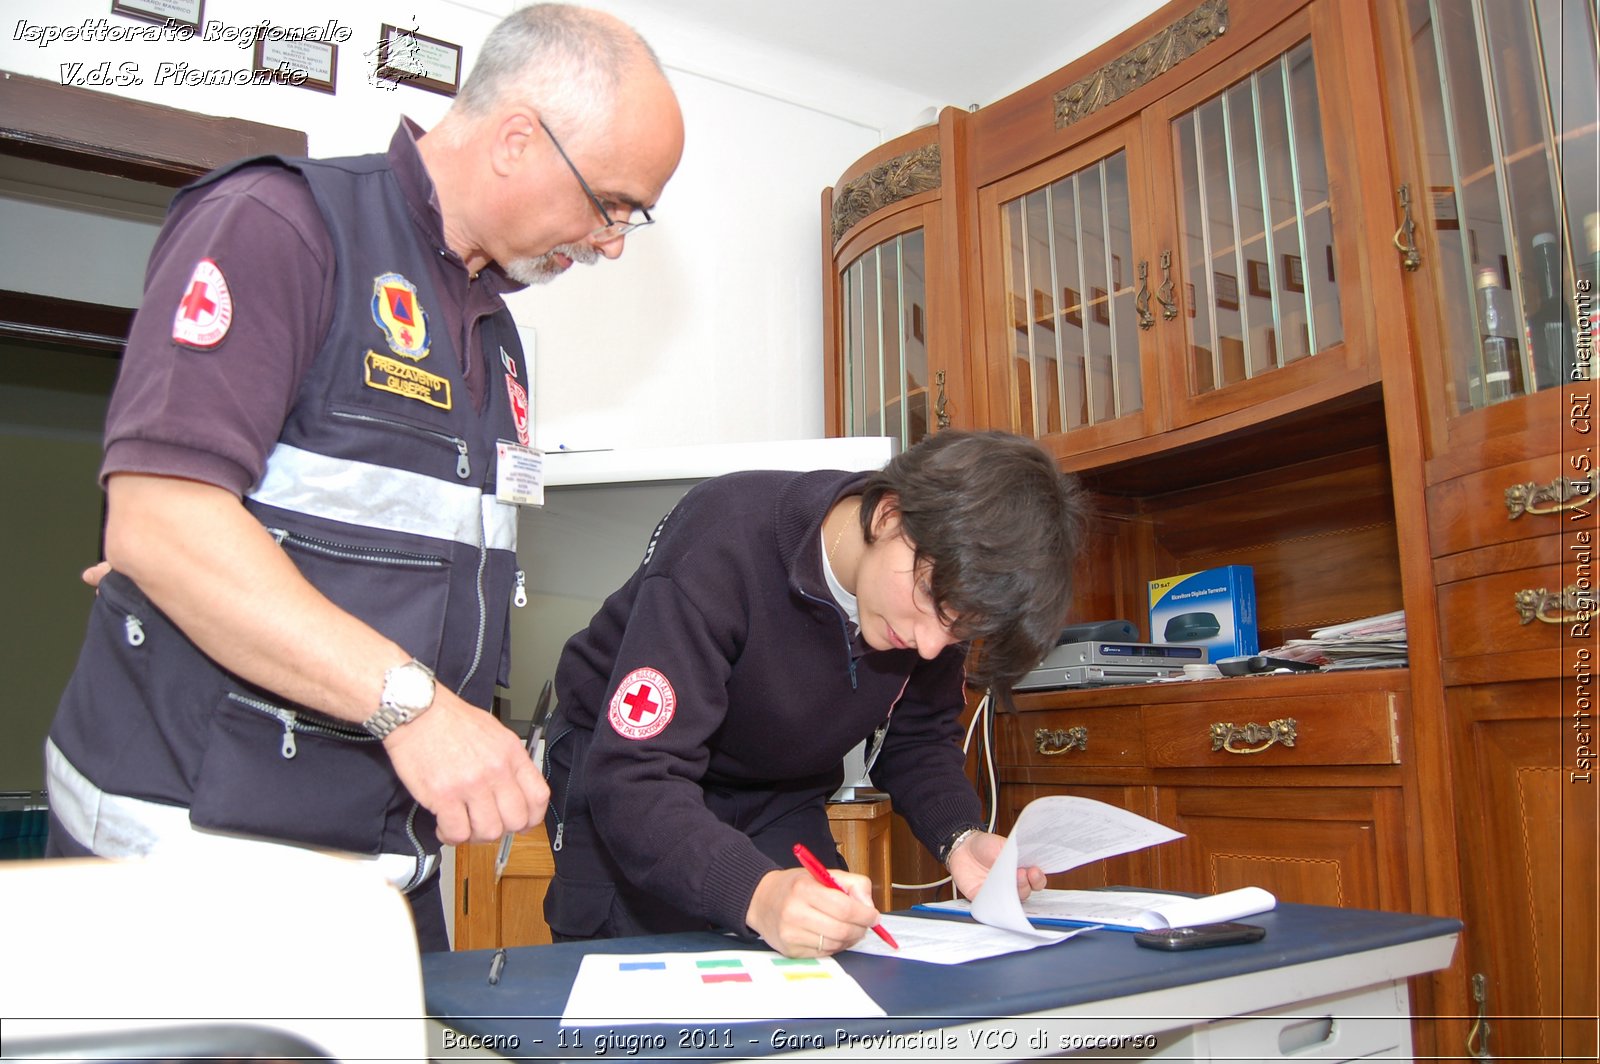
821, 530, 859, 629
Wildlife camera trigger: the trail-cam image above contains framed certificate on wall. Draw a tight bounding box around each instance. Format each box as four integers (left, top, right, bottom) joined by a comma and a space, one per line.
375, 24, 463, 96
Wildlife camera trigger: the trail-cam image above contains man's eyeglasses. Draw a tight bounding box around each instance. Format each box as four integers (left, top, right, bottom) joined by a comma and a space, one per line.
538, 118, 653, 243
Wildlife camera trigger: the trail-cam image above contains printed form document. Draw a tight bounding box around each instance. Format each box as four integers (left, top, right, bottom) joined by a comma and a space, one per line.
849, 795, 1184, 964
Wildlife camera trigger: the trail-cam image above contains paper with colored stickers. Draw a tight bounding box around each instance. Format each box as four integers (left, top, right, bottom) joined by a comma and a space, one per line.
560, 950, 885, 1026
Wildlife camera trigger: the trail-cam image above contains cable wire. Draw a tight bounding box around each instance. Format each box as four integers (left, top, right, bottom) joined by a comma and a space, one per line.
890, 688, 998, 894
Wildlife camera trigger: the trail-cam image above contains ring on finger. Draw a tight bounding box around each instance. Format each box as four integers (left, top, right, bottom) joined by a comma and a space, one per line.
817, 931, 826, 954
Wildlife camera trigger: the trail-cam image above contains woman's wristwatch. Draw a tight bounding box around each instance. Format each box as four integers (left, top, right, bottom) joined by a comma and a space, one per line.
938, 825, 985, 866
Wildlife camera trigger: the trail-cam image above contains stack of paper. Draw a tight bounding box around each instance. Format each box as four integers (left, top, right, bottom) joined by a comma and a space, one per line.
916, 886, 1276, 932
848, 795, 1187, 964
1272, 609, 1407, 671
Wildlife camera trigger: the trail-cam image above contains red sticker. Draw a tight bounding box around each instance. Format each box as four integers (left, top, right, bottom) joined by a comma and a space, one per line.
505, 375, 530, 446
607, 668, 676, 740
171, 259, 233, 348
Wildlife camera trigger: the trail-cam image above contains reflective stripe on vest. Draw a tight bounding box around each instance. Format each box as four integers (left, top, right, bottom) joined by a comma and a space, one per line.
249, 443, 517, 552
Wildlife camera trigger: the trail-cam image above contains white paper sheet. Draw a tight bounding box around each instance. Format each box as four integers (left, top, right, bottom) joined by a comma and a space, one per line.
560, 950, 885, 1026
845, 913, 1082, 964
970, 796, 1184, 933
921, 885, 1277, 931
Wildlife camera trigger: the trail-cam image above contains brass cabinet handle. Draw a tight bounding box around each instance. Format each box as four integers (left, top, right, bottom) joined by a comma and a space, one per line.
1035, 726, 1089, 755
934, 369, 951, 430
1156, 250, 1179, 320
1514, 585, 1589, 625
1465, 972, 1491, 1060
1209, 718, 1297, 755
1393, 184, 1422, 271
1504, 470, 1596, 519
1135, 260, 1155, 330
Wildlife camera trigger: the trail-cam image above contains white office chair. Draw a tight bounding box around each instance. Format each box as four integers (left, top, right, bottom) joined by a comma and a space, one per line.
2, 847, 428, 1061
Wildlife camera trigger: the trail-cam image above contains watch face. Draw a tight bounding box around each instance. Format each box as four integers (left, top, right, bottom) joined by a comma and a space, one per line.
385, 662, 436, 712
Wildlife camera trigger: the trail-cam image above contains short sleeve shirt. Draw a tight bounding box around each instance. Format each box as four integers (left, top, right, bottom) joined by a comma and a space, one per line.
101, 121, 523, 495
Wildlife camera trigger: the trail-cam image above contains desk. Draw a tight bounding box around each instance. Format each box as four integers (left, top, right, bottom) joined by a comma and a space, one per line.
425, 901, 1459, 1061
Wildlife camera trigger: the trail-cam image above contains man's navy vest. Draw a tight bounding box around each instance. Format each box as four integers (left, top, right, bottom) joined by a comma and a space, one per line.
50, 150, 530, 881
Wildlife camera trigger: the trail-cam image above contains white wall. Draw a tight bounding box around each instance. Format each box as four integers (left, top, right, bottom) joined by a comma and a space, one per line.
0, 0, 934, 448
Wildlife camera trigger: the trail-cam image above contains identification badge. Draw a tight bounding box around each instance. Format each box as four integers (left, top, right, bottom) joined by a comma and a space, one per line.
495, 441, 544, 506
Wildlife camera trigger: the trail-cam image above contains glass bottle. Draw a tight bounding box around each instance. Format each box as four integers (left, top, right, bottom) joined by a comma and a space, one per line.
1528, 233, 1570, 390
1475, 265, 1522, 406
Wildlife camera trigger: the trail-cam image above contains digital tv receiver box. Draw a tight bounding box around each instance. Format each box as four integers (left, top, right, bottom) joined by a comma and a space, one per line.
1147, 565, 1258, 662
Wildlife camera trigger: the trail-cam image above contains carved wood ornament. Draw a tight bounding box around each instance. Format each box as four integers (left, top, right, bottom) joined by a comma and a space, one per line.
830, 144, 942, 244
1053, 0, 1230, 128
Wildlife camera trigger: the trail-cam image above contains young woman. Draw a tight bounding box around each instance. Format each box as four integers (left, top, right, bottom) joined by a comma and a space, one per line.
542, 430, 1086, 956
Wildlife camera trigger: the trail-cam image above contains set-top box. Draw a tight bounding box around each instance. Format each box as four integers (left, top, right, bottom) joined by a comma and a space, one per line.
1046, 641, 1207, 668
1016, 640, 1207, 690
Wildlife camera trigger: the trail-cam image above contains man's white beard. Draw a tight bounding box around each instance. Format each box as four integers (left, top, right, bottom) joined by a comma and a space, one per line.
506, 241, 600, 285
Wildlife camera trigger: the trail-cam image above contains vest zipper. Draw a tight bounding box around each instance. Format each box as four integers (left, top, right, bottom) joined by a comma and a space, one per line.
329, 410, 472, 479
514, 569, 528, 607
266, 527, 447, 569
401, 803, 429, 893
453, 508, 490, 697
229, 693, 432, 892
123, 615, 145, 647
226, 692, 378, 759
542, 725, 575, 852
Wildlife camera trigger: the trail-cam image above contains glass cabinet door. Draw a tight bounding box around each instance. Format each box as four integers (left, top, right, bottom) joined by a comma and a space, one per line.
1397, 0, 1597, 418
1146, 15, 1368, 429
979, 122, 1155, 453
1171, 37, 1344, 394
840, 227, 930, 447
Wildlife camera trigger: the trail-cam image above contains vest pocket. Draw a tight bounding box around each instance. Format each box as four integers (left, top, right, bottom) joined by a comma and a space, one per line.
268, 526, 450, 669
190, 692, 397, 855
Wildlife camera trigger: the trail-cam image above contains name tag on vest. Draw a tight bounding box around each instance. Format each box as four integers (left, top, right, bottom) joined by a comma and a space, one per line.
496, 441, 544, 506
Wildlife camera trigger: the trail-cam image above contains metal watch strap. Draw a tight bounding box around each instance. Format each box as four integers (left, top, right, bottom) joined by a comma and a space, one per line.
363, 703, 410, 739
363, 658, 436, 738
939, 825, 984, 865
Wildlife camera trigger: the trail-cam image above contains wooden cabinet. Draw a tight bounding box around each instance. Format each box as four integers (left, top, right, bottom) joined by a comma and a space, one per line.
968, 2, 1380, 466
453, 824, 557, 952
1446, 681, 1596, 1062
823, 112, 980, 446
820, 0, 1594, 1054
993, 674, 1409, 915
1375, 0, 1598, 1051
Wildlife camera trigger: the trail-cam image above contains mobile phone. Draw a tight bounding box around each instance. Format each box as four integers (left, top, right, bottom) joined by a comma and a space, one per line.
1133, 921, 1267, 951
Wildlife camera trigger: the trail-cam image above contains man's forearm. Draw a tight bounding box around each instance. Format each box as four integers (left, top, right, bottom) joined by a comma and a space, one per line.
104, 472, 412, 724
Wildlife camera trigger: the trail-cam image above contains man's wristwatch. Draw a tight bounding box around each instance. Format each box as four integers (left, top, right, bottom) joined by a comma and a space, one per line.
938, 825, 984, 866
363, 658, 437, 738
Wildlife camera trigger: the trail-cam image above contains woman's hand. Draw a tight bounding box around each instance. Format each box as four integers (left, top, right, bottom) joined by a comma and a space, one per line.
947, 830, 1047, 901
746, 867, 880, 957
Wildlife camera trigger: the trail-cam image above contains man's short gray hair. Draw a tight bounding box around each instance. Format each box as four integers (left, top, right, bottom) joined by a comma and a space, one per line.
452, 4, 662, 137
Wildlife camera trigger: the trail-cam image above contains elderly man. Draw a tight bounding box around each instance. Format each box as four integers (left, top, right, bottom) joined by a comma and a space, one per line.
44, 4, 684, 950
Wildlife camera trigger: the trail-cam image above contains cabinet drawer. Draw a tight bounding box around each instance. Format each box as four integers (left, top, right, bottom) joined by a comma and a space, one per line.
1436, 561, 1576, 663
1144, 692, 1399, 767
997, 706, 1144, 768
1427, 453, 1590, 558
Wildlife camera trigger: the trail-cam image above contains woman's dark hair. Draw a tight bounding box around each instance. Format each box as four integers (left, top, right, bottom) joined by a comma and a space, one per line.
857, 430, 1087, 688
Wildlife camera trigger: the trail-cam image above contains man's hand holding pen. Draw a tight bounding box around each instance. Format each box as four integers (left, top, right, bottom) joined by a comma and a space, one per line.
495, 680, 556, 881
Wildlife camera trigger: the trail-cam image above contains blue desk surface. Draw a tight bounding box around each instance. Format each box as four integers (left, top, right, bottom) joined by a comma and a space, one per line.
424, 902, 1459, 1057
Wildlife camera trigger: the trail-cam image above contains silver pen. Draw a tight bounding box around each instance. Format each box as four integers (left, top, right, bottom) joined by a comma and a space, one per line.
494, 679, 554, 882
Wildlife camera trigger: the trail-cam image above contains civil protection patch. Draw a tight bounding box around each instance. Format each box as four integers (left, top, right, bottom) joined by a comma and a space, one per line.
371, 272, 430, 360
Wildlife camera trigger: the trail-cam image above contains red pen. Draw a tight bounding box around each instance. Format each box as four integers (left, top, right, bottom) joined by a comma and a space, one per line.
792, 843, 899, 949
